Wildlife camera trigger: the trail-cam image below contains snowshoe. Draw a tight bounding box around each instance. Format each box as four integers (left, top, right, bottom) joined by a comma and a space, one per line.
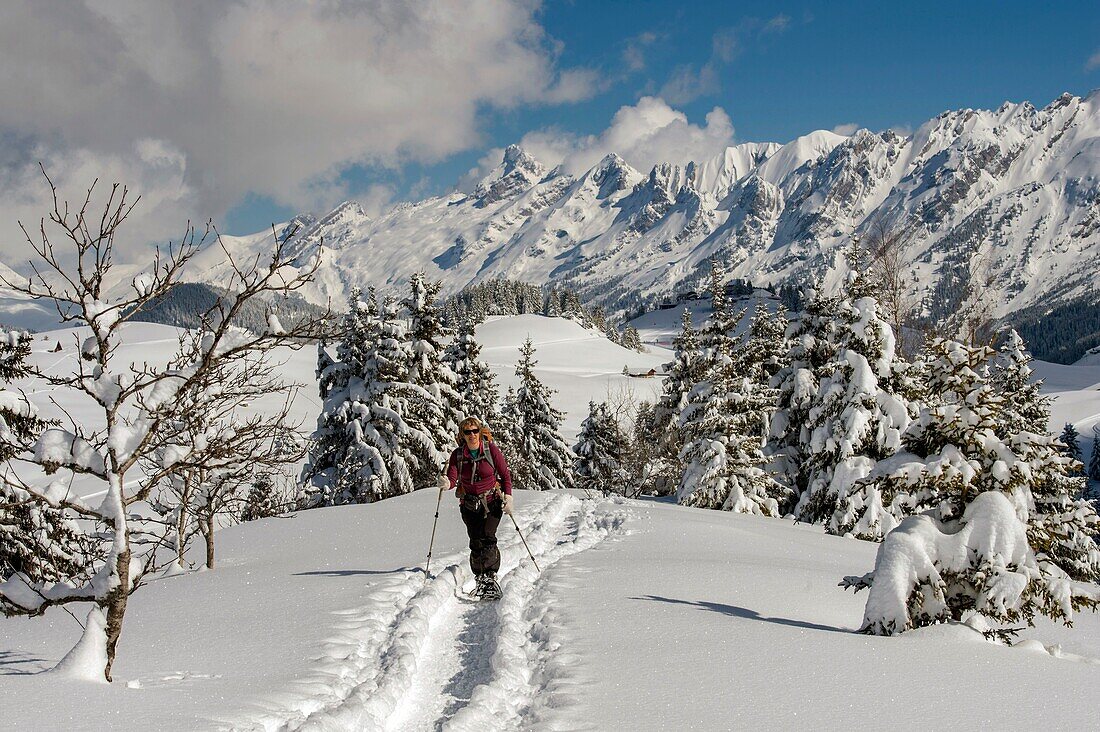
477, 574, 502, 601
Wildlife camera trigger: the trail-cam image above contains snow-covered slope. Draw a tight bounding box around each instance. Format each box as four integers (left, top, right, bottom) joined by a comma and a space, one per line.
4, 312, 1100, 730
181, 92, 1099, 337
3, 493, 1099, 730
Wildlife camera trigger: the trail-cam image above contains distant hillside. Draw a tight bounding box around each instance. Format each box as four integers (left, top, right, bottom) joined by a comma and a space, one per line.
128, 282, 328, 334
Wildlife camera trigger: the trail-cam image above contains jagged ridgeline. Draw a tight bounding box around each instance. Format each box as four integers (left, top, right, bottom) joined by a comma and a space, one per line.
128, 282, 327, 333
152, 91, 1098, 364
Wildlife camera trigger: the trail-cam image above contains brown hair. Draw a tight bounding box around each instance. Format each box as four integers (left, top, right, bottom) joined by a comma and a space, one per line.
456, 416, 493, 446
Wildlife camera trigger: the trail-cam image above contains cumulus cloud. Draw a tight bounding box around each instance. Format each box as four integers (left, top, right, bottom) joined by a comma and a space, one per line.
0, 139, 197, 264
831, 123, 860, 136
0, 0, 598, 261
464, 97, 737, 185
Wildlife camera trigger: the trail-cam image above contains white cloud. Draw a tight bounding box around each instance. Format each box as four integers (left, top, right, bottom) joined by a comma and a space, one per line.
0, 0, 599, 260
471, 97, 737, 180
0, 139, 198, 268
656, 16, 791, 106
623, 31, 659, 72
659, 64, 721, 106
1086, 49, 1100, 71
763, 14, 791, 34
831, 123, 860, 136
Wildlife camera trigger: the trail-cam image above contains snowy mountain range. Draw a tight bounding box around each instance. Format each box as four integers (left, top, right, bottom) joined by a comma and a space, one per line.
181, 91, 1099, 334
3, 92, 1097, 350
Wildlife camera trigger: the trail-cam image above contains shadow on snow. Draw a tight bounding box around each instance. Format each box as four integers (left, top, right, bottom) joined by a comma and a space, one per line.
630, 595, 850, 634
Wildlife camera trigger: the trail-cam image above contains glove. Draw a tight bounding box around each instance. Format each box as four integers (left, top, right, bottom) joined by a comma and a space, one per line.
436, 474, 450, 491
502, 493, 513, 516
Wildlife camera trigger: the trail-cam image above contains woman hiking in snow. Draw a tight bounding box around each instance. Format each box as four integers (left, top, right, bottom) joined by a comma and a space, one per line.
444, 416, 513, 599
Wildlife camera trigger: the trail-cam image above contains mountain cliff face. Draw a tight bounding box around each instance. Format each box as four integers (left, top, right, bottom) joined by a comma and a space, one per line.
192, 91, 1100, 333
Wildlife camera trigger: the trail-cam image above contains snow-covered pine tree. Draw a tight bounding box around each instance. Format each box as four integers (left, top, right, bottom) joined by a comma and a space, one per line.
443, 318, 501, 429
0, 330, 92, 586
794, 287, 917, 539
348, 298, 446, 500
846, 338, 1100, 635
993, 329, 1049, 435
305, 294, 444, 504
572, 401, 629, 495
677, 270, 784, 514
621, 325, 644, 351
1089, 425, 1100, 486
738, 302, 788, 384
651, 309, 703, 438
1058, 423, 1083, 467
543, 289, 562, 317
514, 338, 575, 491
699, 259, 739, 355
302, 289, 375, 505
404, 273, 461, 468
239, 472, 288, 521
496, 385, 532, 487
677, 341, 785, 515
768, 286, 847, 513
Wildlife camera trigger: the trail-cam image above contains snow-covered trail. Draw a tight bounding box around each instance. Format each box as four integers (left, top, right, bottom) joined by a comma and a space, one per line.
251, 493, 627, 732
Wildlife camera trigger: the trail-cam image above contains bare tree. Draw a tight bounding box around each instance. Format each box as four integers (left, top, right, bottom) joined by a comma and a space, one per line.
0, 168, 326, 682
856, 217, 917, 353
948, 242, 999, 348
149, 352, 305, 570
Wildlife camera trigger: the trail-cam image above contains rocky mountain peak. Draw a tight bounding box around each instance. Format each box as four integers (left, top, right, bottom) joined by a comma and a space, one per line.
474, 145, 546, 208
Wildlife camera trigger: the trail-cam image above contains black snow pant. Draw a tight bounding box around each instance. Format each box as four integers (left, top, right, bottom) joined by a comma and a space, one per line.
459, 492, 503, 575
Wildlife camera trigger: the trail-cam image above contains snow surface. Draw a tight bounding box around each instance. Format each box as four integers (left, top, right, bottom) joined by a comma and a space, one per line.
2, 315, 1100, 730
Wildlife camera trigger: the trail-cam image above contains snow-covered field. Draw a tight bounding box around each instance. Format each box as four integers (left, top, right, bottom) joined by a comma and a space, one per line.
2, 314, 1099, 730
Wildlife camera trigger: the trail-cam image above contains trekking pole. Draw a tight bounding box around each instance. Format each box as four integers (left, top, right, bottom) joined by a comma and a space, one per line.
423, 483, 445, 578
508, 512, 540, 572
498, 488, 540, 572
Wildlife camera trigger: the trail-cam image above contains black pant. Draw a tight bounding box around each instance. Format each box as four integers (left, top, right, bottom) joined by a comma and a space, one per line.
459, 493, 503, 575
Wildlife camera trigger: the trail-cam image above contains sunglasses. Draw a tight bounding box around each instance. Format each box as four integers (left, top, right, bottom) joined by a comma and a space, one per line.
463, 428, 480, 435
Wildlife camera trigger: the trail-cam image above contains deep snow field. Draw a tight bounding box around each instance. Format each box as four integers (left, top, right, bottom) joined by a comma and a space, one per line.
1, 313, 1099, 731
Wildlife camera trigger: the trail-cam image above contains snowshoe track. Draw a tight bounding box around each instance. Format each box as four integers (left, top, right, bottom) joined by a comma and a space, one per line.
249, 493, 627, 732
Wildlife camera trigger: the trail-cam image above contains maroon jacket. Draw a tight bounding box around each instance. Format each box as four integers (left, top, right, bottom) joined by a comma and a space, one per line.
446, 440, 512, 496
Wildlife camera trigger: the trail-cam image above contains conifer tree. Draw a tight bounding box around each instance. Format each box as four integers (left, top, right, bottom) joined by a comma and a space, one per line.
1089, 426, 1100, 486
651, 309, 703, 438
700, 260, 739, 354
768, 287, 847, 512
496, 385, 532, 488
993, 329, 1049, 435
239, 472, 287, 522
847, 338, 1100, 635
621, 325, 644, 351
514, 338, 574, 491
0, 330, 93, 585
302, 289, 372, 504
738, 302, 788, 383
304, 294, 444, 504
443, 318, 500, 429
404, 273, 461, 463
795, 289, 917, 538
677, 274, 784, 514
572, 401, 629, 495
1059, 423, 1083, 467
677, 344, 785, 515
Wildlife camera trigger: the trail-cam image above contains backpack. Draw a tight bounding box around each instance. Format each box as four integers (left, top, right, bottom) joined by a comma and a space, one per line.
455, 441, 503, 490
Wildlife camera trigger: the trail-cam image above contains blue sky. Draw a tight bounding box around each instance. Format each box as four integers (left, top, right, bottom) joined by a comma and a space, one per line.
226, 1, 1100, 234
2, 1, 1097, 255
